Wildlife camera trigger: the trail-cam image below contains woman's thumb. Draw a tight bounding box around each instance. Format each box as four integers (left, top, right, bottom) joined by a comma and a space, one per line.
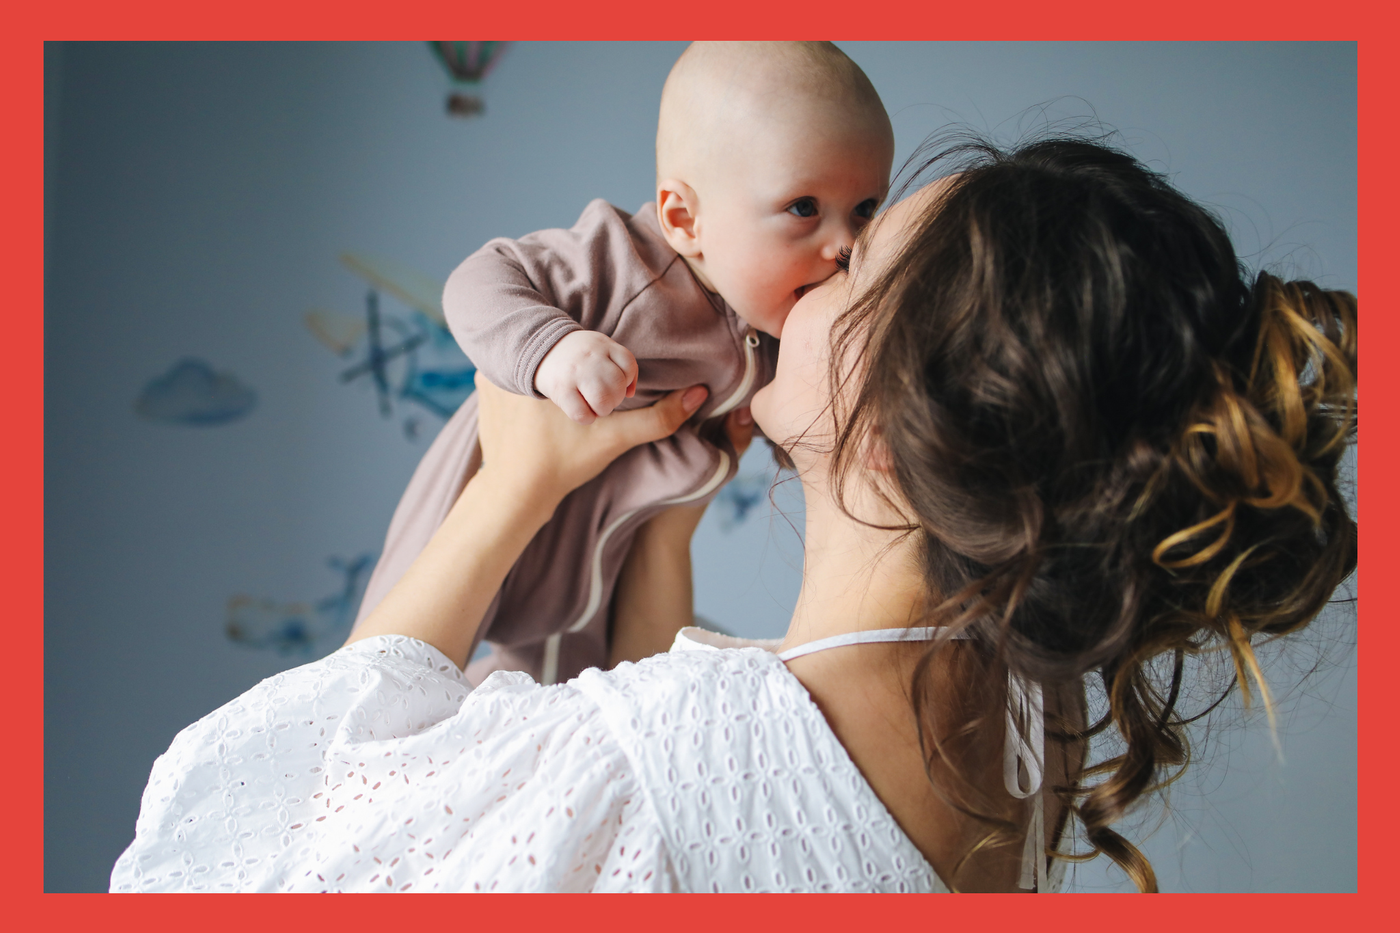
680, 386, 709, 415
610, 385, 708, 449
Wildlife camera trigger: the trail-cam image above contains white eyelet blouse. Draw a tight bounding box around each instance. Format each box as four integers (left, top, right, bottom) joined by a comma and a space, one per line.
110, 629, 1066, 893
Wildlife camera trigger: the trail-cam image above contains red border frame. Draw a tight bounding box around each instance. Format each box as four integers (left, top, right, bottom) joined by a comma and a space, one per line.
14, 1, 1389, 925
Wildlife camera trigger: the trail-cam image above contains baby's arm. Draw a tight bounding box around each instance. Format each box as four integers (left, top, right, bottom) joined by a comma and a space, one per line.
443, 200, 647, 418
535, 331, 638, 424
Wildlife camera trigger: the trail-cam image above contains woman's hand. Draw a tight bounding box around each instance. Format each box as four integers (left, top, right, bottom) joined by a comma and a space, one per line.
348, 376, 710, 667
474, 373, 710, 509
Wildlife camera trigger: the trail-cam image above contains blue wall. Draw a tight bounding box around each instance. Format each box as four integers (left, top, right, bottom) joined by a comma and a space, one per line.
45, 41, 1356, 892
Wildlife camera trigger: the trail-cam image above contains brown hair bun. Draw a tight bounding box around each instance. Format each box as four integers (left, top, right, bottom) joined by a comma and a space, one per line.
821, 135, 1357, 891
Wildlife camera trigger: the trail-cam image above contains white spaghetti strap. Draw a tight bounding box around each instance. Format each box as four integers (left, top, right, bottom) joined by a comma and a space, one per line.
775, 626, 967, 662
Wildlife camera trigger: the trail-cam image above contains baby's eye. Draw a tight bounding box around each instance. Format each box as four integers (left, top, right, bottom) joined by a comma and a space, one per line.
786, 198, 818, 218
835, 246, 852, 273
854, 199, 879, 221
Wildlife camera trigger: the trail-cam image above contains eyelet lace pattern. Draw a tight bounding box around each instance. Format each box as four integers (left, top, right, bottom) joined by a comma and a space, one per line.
110, 633, 1047, 892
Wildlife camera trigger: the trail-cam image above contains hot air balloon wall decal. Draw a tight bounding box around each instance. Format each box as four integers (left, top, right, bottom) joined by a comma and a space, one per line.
430, 41, 510, 117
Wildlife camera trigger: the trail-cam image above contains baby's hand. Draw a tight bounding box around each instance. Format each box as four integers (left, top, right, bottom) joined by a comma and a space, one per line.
534, 330, 639, 424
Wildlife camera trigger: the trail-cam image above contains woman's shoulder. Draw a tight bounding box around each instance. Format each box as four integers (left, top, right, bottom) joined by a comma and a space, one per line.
571, 627, 787, 712
113, 635, 677, 893
569, 629, 943, 893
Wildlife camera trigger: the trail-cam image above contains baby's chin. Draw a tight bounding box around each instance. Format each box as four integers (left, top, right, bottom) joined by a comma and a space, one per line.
734, 306, 786, 340
729, 289, 797, 338
752, 314, 786, 340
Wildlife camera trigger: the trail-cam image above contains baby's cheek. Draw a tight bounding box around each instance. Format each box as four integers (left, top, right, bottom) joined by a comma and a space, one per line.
755, 260, 802, 304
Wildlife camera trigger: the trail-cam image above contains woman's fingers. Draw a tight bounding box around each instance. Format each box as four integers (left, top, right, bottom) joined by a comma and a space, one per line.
598, 385, 708, 452
473, 373, 709, 504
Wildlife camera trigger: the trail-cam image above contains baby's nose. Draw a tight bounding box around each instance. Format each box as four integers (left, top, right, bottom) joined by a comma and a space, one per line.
820, 230, 855, 262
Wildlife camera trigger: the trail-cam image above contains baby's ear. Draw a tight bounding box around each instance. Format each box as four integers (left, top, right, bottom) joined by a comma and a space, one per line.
656, 180, 702, 258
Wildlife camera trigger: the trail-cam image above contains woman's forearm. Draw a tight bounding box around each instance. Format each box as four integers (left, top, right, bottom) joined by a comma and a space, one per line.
345, 470, 557, 668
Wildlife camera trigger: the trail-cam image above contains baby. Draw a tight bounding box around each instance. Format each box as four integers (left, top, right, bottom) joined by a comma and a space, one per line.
353, 41, 895, 684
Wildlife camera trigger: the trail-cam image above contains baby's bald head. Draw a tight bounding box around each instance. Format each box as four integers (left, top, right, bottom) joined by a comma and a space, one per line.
652, 42, 894, 339
656, 42, 892, 190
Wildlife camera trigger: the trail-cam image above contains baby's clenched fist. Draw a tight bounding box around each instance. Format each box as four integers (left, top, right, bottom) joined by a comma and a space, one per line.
534, 330, 639, 424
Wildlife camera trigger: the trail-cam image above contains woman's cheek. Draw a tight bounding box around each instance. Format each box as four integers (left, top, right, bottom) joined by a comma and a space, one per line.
752, 358, 826, 449
749, 378, 799, 446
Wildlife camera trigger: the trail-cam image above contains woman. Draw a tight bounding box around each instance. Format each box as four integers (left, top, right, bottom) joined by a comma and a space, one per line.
110, 136, 1356, 893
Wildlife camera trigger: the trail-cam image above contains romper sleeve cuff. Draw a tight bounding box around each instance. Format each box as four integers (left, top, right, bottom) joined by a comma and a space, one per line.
515, 316, 585, 398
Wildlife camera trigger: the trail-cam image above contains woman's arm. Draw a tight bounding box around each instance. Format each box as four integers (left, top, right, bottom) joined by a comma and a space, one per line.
608, 407, 756, 667
347, 376, 709, 668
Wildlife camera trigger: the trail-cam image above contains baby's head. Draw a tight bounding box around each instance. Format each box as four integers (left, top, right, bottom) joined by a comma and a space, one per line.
655, 42, 894, 338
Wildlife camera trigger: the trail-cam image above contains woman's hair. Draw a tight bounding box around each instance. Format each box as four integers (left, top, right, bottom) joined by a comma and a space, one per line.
826, 134, 1357, 891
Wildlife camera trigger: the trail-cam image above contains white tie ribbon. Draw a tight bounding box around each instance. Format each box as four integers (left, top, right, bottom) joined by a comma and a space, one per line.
1004, 673, 1045, 890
